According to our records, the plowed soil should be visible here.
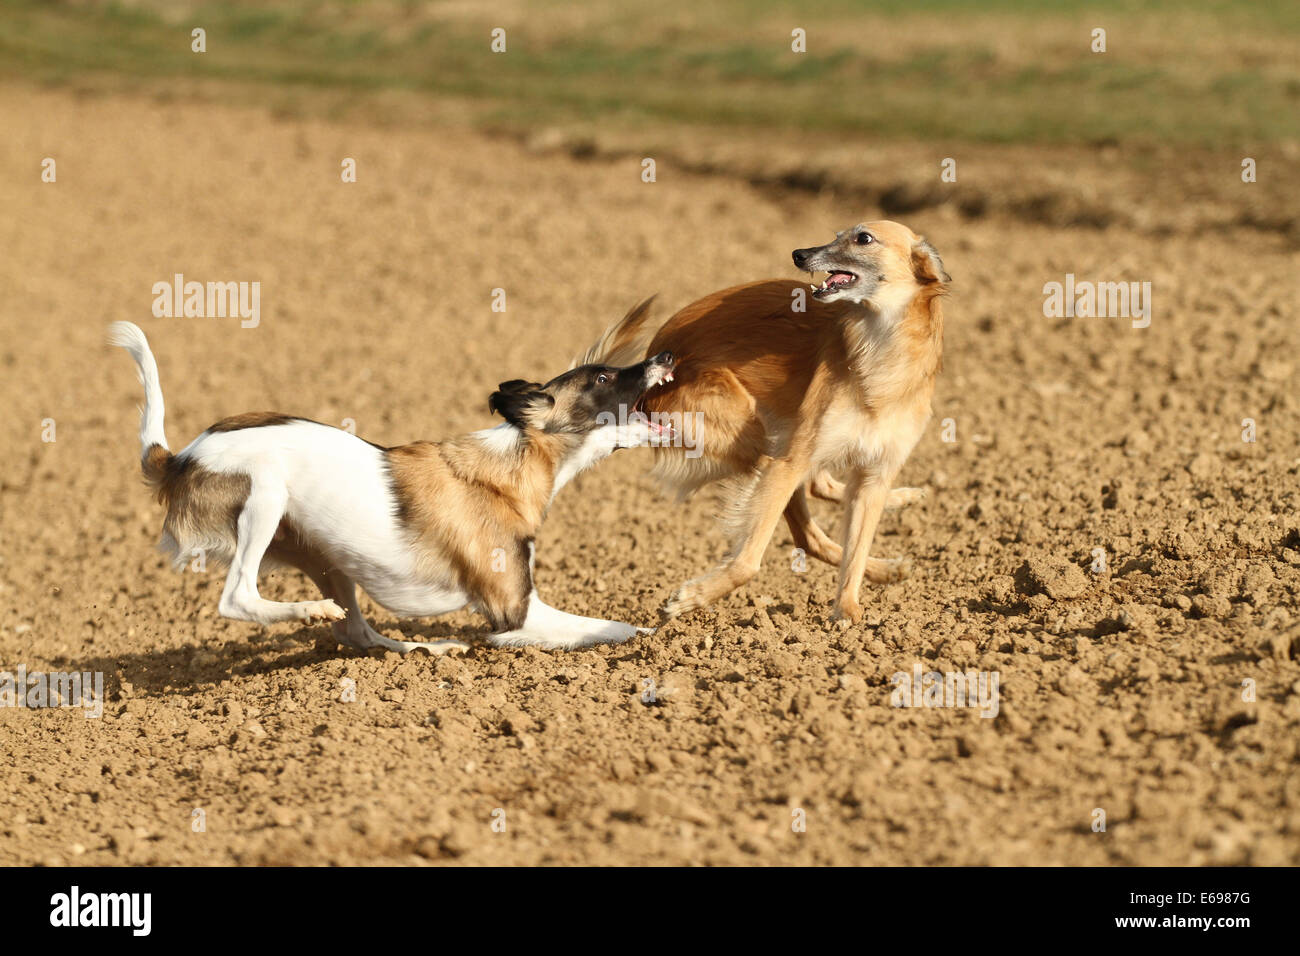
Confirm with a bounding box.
[1,85,1298,865]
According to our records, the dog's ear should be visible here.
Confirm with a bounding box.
[911,238,950,284]
[488,381,554,429]
[494,379,534,396]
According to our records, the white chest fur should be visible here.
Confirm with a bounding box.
[814,394,930,478]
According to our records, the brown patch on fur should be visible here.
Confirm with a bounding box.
[638,225,946,483]
[385,429,576,630]
[206,411,305,433]
[204,412,390,450]
[147,454,251,569]
[142,442,172,485]
[642,279,853,471]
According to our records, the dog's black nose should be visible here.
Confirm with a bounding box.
[654,350,674,367]
[792,248,814,269]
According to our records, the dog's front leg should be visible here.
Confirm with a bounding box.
[490,592,647,649]
[833,469,913,625]
[664,453,810,618]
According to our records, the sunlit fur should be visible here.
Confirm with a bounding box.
[583,219,948,624]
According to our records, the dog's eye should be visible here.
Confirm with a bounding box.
[596,373,609,385]
[854,232,874,245]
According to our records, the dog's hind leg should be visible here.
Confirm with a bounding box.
[810,470,926,510]
[325,570,469,656]
[218,483,345,626]
[784,487,842,566]
[809,470,846,503]
[664,451,810,618]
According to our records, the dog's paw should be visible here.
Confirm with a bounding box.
[832,599,865,627]
[664,570,732,619]
[865,556,914,584]
[391,638,470,656]
[885,487,928,509]
[585,622,640,646]
[661,587,702,620]
[298,599,346,623]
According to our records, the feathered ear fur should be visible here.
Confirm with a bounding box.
[911,238,951,284]
[575,294,659,368]
[488,381,554,429]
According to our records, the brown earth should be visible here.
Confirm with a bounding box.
[1,84,1298,866]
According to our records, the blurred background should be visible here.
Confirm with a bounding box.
[5,0,1299,143]
[3,0,1297,237]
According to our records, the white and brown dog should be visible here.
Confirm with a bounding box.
[109,321,675,653]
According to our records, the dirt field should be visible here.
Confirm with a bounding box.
[1,83,1298,866]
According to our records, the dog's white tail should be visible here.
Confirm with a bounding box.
[108,321,173,483]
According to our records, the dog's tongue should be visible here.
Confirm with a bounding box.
[827,272,854,287]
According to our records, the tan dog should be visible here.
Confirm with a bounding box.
[583,219,948,624]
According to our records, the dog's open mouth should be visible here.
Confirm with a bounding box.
[811,271,858,298]
[631,366,676,435]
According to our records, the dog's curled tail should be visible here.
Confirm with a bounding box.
[575,295,661,368]
[107,321,172,486]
